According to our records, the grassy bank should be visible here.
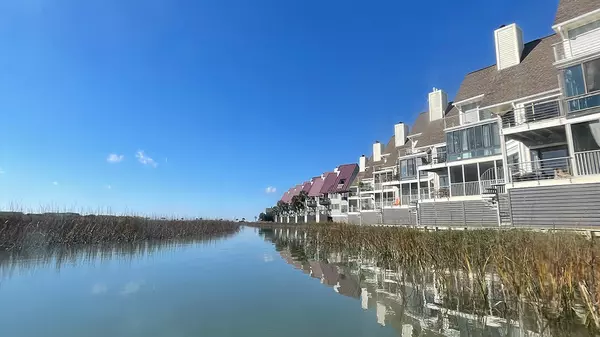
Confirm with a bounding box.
[267,223,600,334]
[0,212,241,250]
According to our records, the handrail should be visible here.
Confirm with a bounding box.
[507,157,572,183]
[575,150,600,176]
[565,91,600,114]
[500,99,562,128]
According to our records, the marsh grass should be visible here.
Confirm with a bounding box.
[0,212,241,250]
[266,223,600,334]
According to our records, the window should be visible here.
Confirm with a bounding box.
[568,20,600,39]
[564,64,586,97]
[399,158,416,179]
[572,120,600,152]
[563,59,600,113]
[445,122,501,161]
[508,153,519,165]
[439,174,449,188]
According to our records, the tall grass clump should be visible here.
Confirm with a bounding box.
[0,212,241,250]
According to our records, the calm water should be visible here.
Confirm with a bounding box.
[0,227,588,337]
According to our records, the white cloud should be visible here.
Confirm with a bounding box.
[135,151,157,168]
[265,186,277,194]
[105,185,112,190]
[91,283,108,295]
[107,153,124,163]
[120,281,144,295]
[0,168,4,174]
[52,181,59,186]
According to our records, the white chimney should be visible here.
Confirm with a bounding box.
[373,141,383,162]
[494,23,524,71]
[359,155,366,172]
[428,88,448,122]
[394,122,409,147]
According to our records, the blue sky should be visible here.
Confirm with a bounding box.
[0,0,558,219]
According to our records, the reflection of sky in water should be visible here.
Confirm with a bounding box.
[0,228,397,337]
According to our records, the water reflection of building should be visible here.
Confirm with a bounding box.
[268,230,565,337]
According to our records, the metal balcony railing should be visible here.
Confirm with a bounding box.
[553,27,600,62]
[349,206,360,213]
[359,184,373,191]
[423,152,447,165]
[575,150,600,176]
[373,183,383,191]
[501,99,562,128]
[360,203,374,211]
[319,197,331,206]
[508,157,572,182]
[565,91,600,114]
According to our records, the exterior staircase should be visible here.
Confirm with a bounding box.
[482,184,511,226]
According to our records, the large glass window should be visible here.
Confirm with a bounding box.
[586,58,600,93]
[445,122,501,161]
[399,158,416,179]
[572,120,600,152]
[564,59,600,113]
[564,65,586,98]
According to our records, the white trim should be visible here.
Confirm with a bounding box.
[453,94,485,106]
[552,8,600,31]
[507,174,600,189]
[567,112,600,125]
[444,117,497,132]
[482,89,561,112]
[420,155,503,171]
[529,141,568,150]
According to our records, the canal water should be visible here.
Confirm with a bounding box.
[0,227,588,336]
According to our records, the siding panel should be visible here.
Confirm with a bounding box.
[509,183,600,227]
[383,209,412,225]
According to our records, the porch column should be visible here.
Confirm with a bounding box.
[447,166,452,197]
[417,170,421,200]
[565,123,578,176]
[316,208,320,222]
[499,132,510,183]
[477,162,482,194]
[399,184,403,206]
[461,164,466,196]
[304,211,308,223]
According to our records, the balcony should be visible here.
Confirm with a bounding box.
[575,150,600,176]
[508,157,572,183]
[373,183,383,191]
[359,184,373,192]
[501,99,562,129]
[319,197,331,206]
[553,27,600,63]
[423,152,447,165]
[306,199,318,208]
[565,92,600,114]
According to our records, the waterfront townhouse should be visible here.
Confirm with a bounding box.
[326,164,359,223]
[278,164,359,223]
[275,0,600,227]
[496,0,600,226]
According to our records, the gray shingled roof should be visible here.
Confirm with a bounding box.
[554,0,599,25]
[414,105,458,149]
[454,35,560,107]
